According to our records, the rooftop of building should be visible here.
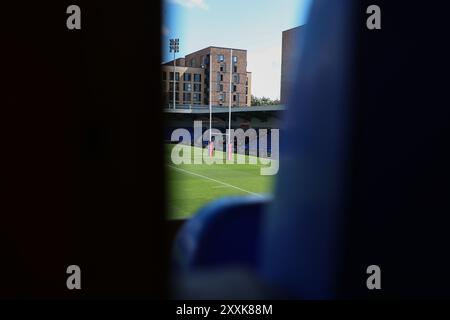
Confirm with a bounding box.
[188,46,247,53]
[162,58,186,67]
[282,25,306,34]
[162,46,248,66]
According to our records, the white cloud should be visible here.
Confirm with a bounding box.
[168,0,208,10]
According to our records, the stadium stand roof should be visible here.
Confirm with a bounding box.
[164,105,286,114]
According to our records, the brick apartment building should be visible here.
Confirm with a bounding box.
[162,46,252,107]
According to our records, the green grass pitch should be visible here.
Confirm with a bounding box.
[166,143,275,219]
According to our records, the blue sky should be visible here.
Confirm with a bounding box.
[162,0,312,100]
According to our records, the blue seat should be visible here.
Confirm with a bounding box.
[173,196,270,272]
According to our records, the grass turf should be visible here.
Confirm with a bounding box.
[166,143,275,219]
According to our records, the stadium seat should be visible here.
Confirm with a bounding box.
[172,0,450,299]
[173,196,271,272]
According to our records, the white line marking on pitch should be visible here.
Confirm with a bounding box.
[167,165,262,197]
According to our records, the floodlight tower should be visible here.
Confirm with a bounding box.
[169,38,179,109]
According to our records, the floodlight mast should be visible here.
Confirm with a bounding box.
[169,38,179,109]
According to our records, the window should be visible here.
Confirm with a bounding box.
[169,92,179,101]
[194,84,201,92]
[219,93,225,102]
[183,73,192,81]
[233,74,240,84]
[217,83,223,92]
[220,74,224,81]
[183,83,192,92]
[169,82,179,91]
[233,65,237,73]
[233,85,237,92]
[217,54,224,62]
[194,74,201,82]
[170,72,180,81]
[233,94,239,104]
[220,64,226,72]
[183,93,191,102]
[217,72,224,82]
[193,93,202,102]
[233,56,238,63]
[233,95,237,102]
[162,72,166,80]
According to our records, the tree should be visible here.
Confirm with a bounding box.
[251,95,281,106]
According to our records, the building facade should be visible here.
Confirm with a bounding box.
[280,25,305,104]
[162,46,252,107]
